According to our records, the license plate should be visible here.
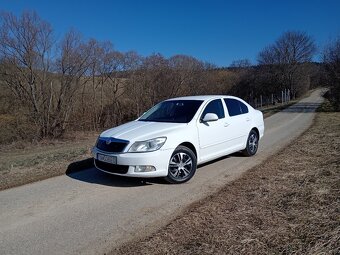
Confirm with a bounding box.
[97,153,117,164]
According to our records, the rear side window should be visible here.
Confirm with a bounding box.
[224,98,249,117]
[201,99,225,119]
[240,101,249,114]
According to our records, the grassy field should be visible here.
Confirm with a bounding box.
[112,110,340,254]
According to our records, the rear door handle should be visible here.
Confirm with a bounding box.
[224,122,230,127]
[246,118,251,122]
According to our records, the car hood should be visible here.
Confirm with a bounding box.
[100,121,187,142]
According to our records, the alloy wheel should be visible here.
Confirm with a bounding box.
[248,133,258,154]
[168,152,193,181]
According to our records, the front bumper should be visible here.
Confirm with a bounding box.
[92,147,173,177]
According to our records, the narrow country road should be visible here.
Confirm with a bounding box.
[0,89,325,255]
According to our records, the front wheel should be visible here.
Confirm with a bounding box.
[243,130,259,156]
[165,146,197,184]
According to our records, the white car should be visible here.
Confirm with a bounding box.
[92,95,264,184]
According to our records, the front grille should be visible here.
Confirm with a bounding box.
[96,137,129,153]
[95,159,129,174]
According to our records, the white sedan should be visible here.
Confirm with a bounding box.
[92,95,264,183]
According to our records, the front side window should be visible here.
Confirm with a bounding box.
[201,99,225,119]
[224,98,249,117]
[139,100,203,123]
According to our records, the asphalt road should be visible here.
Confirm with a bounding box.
[0,89,325,255]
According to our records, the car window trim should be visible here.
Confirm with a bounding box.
[199,99,225,121]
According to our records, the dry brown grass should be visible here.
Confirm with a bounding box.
[113,111,340,255]
[0,131,97,190]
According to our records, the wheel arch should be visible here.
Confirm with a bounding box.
[251,127,260,138]
[178,142,197,158]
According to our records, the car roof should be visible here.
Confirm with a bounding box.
[166,95,228,101]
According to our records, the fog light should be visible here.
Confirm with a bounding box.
[134,165,156,172]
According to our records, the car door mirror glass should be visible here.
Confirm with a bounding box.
[202,113,218,122]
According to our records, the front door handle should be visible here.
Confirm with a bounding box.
[224,122,230,127]
[246,118,251,122]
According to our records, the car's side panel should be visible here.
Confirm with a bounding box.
[225,114,250,148]
[254,110,265,138]
[222,98,252,149]
[160,122,201,160]
[195,99,231,162]
[196,118,229,162]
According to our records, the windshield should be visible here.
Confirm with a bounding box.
[139,100,203,123]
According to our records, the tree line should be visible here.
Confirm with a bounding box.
[0,11,338,143]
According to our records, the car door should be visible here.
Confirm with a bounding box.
[223,98,251,149]
[197,99,229,162]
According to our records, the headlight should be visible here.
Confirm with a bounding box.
[128,137,167,153]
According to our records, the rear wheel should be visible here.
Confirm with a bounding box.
[165,146,197,184]
[243,129,259,156]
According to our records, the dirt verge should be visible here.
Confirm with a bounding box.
[112,111,340,254]
[0,134,95,190]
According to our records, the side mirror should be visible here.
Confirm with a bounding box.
[202,113,219,122]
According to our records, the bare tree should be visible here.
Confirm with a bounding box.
[0,11,95,138]
[323,37,340,110]
[229,59,252,69]
[258,31,316,97]
[50,30,94,137]
[123,51,144,117]
[98,45,126,127]
[258,31,316,65]
[0,11,54,137]
[124,53,211,118]
[81,39,117,130]
[168,55,206,96]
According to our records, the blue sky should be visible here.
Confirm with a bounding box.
[1,0,340,66]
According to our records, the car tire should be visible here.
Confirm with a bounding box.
[243,129,259,156]
[165,146,197,184]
